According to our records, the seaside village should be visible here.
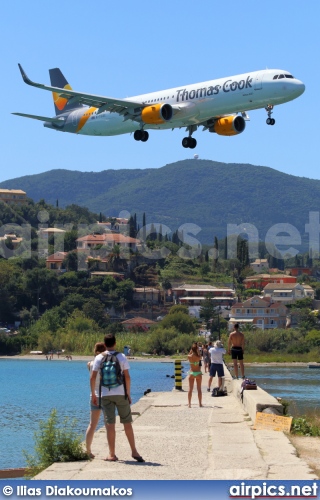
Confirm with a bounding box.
[0,187,319,347]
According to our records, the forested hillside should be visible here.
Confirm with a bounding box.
[1,159,319,246]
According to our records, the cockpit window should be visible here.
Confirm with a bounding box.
[273,75,278,80]
[278,74,285,79]
[285,74,294,78]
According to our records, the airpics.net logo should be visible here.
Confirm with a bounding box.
[229,481,318,499]
[1,210,320,267]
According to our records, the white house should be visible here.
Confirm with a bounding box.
[230,296,288,330]
[262,283,314,304]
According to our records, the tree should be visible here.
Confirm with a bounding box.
[237,238,249,269]
[305,329,320,348]
[160,311,196,334]
[82,298,108,327]
[115,279,135,301]
[224,236,228,260]
[201,262,210,277]
[63,230,78,252]
[63,251,79,272]
[168,304,188,315]
[199,296,222,338]
[212,236,218,272]
[142,213,146,242]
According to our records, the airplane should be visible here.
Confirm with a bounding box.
[13,64,305,149]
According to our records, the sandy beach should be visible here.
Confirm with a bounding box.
[0,354,311,366]
[0,354,175,363]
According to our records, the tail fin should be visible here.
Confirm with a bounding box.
[49,68,83,116]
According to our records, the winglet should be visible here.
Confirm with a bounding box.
[18,64,34,86]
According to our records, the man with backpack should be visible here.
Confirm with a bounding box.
[90,333,144,462]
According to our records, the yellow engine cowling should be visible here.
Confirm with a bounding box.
[212,115,246,136]
[141,103,173,124]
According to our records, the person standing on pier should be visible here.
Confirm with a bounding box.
[90,334,144,462]
[187,342,203,408]
[207,340,226,392]
[85,342,106,458]
[228,323,245,379]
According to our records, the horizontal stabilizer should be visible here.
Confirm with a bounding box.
[12,112,65,124]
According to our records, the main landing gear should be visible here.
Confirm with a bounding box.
[265,105,275,126]
[182,137,197,149]
[134,130,149,142]
[182,125,197,148]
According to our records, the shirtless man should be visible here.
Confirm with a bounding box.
[228,323,245,379]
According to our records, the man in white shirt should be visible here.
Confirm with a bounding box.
[207,340,226,392]
[90,333,144,462]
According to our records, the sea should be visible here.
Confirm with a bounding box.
[0,360,319,471]
[246,365,320,416]
[0,358,183,471]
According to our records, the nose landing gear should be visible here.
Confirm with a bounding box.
[265,105,276,126]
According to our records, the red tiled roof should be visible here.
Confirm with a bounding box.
[46,252,67,262]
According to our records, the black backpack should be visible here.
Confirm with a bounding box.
[211,387,227,397]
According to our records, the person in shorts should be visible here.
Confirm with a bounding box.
[207,340,226,392]
[85,342,106,458]
[90,334,144,462]
[228,323,245,379]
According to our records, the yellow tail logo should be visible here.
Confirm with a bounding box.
[52,84,72,111]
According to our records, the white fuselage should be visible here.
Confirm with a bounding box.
[71,69,304,136]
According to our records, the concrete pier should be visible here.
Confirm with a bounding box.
[34,369,316,480]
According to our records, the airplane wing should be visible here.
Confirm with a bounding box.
[17,64,143,116]
[12,112,65,124]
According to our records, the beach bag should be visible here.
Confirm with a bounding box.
[211,387,227,397]
[100,352,124,391]
[241,378,257,390]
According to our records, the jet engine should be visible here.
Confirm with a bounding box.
[211,115,246,136]
[141,103,173,124]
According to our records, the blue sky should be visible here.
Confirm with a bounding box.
[1,0,319,183]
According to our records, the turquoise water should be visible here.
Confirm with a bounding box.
[246,365,320,416]
[1,360,318,470]
[0,359,183,470]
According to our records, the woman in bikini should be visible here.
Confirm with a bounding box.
[187,342,203,408]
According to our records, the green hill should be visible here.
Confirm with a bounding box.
[1,159,319,245]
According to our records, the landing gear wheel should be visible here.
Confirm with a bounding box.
[265,105,275,126]
[182,137,190,148]
[182,137,197,148]
[134,130,143,141]
[140,131,149,142]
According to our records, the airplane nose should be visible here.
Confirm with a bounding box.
[296,80,305,96]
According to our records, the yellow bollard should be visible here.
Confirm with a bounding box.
[174,360,182,390]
